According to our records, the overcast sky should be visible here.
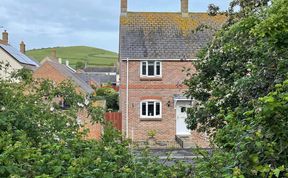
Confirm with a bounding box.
[0,0,230,52]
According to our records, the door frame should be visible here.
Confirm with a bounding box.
[174,99,192,136]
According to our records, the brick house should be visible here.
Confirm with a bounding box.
[33,53,102,139]
[0,30,39,80]
[119,0,226,147]
[77,66,119,90]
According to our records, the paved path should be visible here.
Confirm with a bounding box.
[133,148,212,165]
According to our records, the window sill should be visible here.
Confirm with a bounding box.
[140,76,162,81]
[140,117,162,121]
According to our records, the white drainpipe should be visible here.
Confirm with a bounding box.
[126,58,129,138]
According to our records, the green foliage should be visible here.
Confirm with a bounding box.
[96,87,115,96]
[75,61,85,70]
[185,0,288,133]
[0,72,191,177]
[11,68,33,84]
[209,0,271,25]
[186,0,288,177]
[194,79,288,177]
[147,130,157,138]
[95,87,119,111]
[26,46,118,67]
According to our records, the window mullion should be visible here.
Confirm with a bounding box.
[160,102,161,116]
[154,61,156,76]
[145,61,149,76]
[154,102,156,116]
[141,62,143,76]
[146,102,148,117]
[141,102,143,116]
[159,62,161,76]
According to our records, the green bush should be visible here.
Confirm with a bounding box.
[0,74,191,177]
[185,0,288,133]
[75,61,85,70]
[194,79,288,177]
[95,87,119,111]
[185,0,288,177]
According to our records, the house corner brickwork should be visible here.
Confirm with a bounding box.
[119,61,206,145]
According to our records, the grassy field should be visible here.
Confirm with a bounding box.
[26,46,118,67]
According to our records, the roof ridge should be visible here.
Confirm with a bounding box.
[47,61,94,94]
[126,12,210,14]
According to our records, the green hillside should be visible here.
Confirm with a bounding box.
[26,46,118,67]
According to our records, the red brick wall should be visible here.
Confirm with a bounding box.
[33,62,102,140]
[78,109,102,140]
[33,62,84,94]
[119,60,196,142]
[33,62,67,83]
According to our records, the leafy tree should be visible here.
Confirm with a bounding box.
[185,0,288,133]
[95,87,119,111]
[75,61,85,70]
[0,71,190,177]
[194,79,288,177]
[185,0,288,177]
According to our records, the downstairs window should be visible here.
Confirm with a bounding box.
[140,100,162,119]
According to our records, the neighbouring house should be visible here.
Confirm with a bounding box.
[33,51,94,95]
[77,66,119,89]
[0,30,39,79]
[82,66,117,75]
[33,51,102,139]
[77,72,117,88]
[119,0,227,147]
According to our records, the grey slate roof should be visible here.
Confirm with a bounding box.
[46,60,94,94]
[120,12,227,59]
[77,73,116,85]
[83,66,117,73]
[0,44,39,68]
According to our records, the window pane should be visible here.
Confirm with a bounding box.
[148,61,154,76]
[142,62,146,75]
[181,107,186,113]
[142,102,146,116]
[156,62,161,75]
[156,102,160,115]
[148,102,154,116]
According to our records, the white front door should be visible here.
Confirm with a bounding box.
[176,106,191,135]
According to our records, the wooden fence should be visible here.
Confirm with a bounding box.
[105,112,122,132]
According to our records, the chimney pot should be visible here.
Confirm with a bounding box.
[20,41,26,54]
[58,58,62,64]
[121,0,127,16]
[51,48,57,59]
[2,30,8,45]
[66,60,69,66]
[181,0,189,17]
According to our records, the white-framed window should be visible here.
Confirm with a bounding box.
[140,61,162,77]
[140,100,162,118]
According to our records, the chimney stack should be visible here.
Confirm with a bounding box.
[181,0,189,17]
[58,58,62,64]
[121,0,127,16]
[2,30,8,45]
[51,48,57,59]
[65,60,69,66]
[20,41,26,54]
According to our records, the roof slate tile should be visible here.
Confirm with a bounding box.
[120,12,227,59]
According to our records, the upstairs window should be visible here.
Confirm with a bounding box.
[141,61,161,77]
[140,100,162,118]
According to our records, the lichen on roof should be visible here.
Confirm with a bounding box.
[120,12,227,36]
[120,12,227,59]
